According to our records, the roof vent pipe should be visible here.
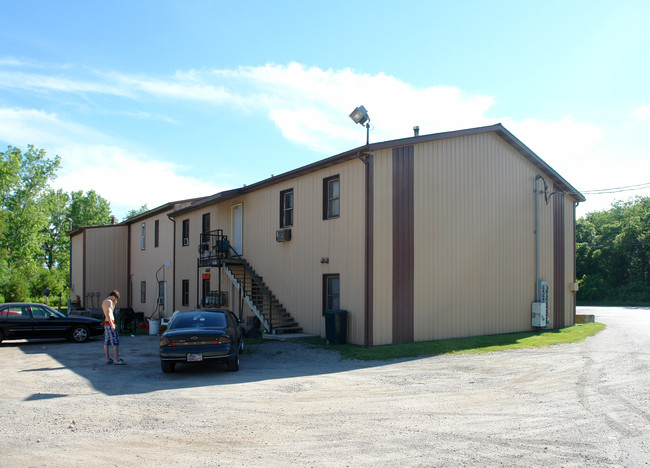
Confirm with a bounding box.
[413,126,419,137]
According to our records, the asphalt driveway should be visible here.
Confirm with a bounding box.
[1,306,648,467]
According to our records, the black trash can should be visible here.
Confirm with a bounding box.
[325,309,348,345]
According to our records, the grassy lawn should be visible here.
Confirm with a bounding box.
[299,322,606,361]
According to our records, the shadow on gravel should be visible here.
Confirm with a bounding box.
[10,335,381,397]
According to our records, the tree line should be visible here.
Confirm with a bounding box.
[0,145,147,303]
[577,196,650,303]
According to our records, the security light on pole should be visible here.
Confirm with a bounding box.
[349,105,371,145]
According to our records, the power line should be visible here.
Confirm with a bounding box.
[581,182,650,195]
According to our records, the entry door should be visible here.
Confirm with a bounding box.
[202,278,210,308]
[232,203,243,255]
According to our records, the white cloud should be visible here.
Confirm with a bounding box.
[52,144,221,217]
[0,107,222,219]
[631,106,650,120]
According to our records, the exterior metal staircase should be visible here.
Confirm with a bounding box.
[198,230,302,335]
[222,258,302,334]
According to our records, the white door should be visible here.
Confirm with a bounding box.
[232,204,243,255]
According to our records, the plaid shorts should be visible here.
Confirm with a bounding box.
[104,325,120,346]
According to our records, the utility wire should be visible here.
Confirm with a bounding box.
[581,181,650,195]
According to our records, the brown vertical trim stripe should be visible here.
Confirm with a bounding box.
[392,146,414,343]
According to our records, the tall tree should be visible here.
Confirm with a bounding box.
[68,189,112,229]
[123,204,149,221]
[577,196,650,303]
[0,145,61,300]
[41,189,71,270]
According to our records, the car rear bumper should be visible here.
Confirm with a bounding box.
[160,344,237,363]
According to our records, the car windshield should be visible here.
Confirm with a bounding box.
[171,312,227,330]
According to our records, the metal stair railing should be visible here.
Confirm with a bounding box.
[222,254,276,333]
[198,229,280,333]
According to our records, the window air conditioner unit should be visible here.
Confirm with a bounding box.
[276,229,292,242]
[183,238,189,246]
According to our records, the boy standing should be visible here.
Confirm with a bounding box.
[102,290,126,365]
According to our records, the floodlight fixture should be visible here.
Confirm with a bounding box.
[349,105,371,145]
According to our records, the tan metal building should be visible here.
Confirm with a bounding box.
[68,199,197,313]
[167,123,584,346]
[70,124,584,346]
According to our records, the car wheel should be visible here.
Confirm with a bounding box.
[227,352,240,372]
[239,339,244,353]
[161,361,176,373]
[70,326,90,343]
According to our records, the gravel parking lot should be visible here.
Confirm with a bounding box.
[1,306,649,467]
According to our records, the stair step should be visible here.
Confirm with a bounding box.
[225,256,301,336]
[273,326,303,334]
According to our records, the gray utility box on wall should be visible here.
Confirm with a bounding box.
[531,302,548,328]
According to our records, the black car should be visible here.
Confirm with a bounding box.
[159,309,244,373]
[0,303,104,344]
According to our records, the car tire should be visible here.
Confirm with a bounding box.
[239,339,244,354]
[0,329,4,344]
[70,326,90,343]
[227,352,240,372]
[161,361,176,373]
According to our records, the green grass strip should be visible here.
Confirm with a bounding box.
[300,322,606,361]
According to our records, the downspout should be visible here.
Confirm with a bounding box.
[167,213,177,312]
[535,176,541,302]
[127,223,132,308]
[359,150,373,347]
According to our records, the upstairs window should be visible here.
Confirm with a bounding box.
[182,219,190,246]
[323,175,340,219]
[202,213,210,243]
[280,189,294,228]
[154,220,159,248]
[141,223,146,250]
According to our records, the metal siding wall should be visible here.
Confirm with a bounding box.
[413,133,541,340]
[372,148,394,345]
[170,160,365,343]
[85,227,128,307]
[70,234,84,303]
[130,213,175,318]
[173,204,233,312]
[240,160,366,343]
[174,212,203,309]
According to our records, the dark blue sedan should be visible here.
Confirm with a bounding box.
[159,309,244,373]
[0,303,104,343]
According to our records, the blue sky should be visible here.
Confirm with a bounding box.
[1,0,649,219]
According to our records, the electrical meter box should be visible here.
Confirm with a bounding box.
[531,301,548,327]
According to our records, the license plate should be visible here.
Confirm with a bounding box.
[187,353,203,362]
